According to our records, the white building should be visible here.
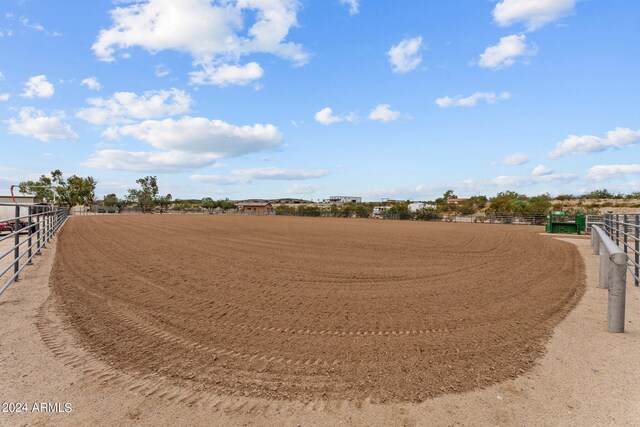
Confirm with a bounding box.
[326,196,362,204]
[408,202,436,213]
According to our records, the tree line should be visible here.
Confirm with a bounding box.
[19,170,97,209]
[18,171,638,216]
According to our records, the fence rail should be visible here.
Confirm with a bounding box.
[591,225,628,332]
[602,213,640,287]
[586,215,604,234]
[0,203,68,297]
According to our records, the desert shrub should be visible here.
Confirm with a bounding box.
[297,205,322,217]
[415,208,441,221]
[275,205,296,215]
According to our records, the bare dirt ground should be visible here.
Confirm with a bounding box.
[51,216,582,403]
[1,216,639,426]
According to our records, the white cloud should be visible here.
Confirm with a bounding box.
[493,0,576,31]
[387,36,423,73]
[478,34,535,69]
[436,92,511,108]
[105,116,282,156]
[490,172,575,187]
[154,64,170,77]
[549,128,640,159]
[340,0,359,15]
[81,77,102,91]
[532,164,553,176]
[314,107,356,125]
[21,75,55,98]
[85,150,219,172]
[368,104,401,122]
[191,167,329,185]
[6,108,78,142]
[493,152,529,166]
[92,0,308,85]
[87,112,282,173]
[0,71,4,80]
[19,17,44,32]
[412,171,576,198]
[189,62,264,87]
[0,93,9,101]
[77,88,192,125]
[586,164,640,181]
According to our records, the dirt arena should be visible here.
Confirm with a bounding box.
[50,215,583,404]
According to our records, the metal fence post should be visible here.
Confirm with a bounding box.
[27,206,33,264]
[608,260,627,333]
[599,242,609,289]
[42,206,47,249]
[623,214,628,255]
[36,206,41,254]
[636,214,639,287]
[615,214,620,245]
[13,205,20,282]
[47,208,51,241]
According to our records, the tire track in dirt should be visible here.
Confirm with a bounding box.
[49,216,584,403]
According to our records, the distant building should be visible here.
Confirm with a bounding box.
[236,202,273,213]
[326,196,362,204]
[408,202,436,212]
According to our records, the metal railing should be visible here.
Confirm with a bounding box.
[0,203,68,296]
[585,214,604,234]
[591,225,628,332]
[602,213,640,287]
[443,214,548,225]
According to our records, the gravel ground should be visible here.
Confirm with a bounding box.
[0,219,638,426]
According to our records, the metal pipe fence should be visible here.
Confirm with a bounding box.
[602,213,640,287]
[442,214,548,225]
[0,203,68,297]
[591,225,628,332]
[585,215,604,234]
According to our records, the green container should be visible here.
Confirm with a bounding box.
[546,213,585,234]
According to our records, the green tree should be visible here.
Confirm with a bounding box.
[457,200,477,215]
[625,192,640,200]
[157,193,172,213]
[387,202,411,219]
[103,193,126,213]
[527,194,552,214]
[352,203,372,218]
[488,191,528,214]
[216,199,236,210]
[443,189,457,200]
[201,197,215,211]
[19,170,96,209]
[584,189,613,199]
[415,207,442,221]
[468,195,488,210]
[127,176,159,213]
[296,205,321,216]
[18,175,54,202]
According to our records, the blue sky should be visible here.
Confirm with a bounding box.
[1,0,639,201]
